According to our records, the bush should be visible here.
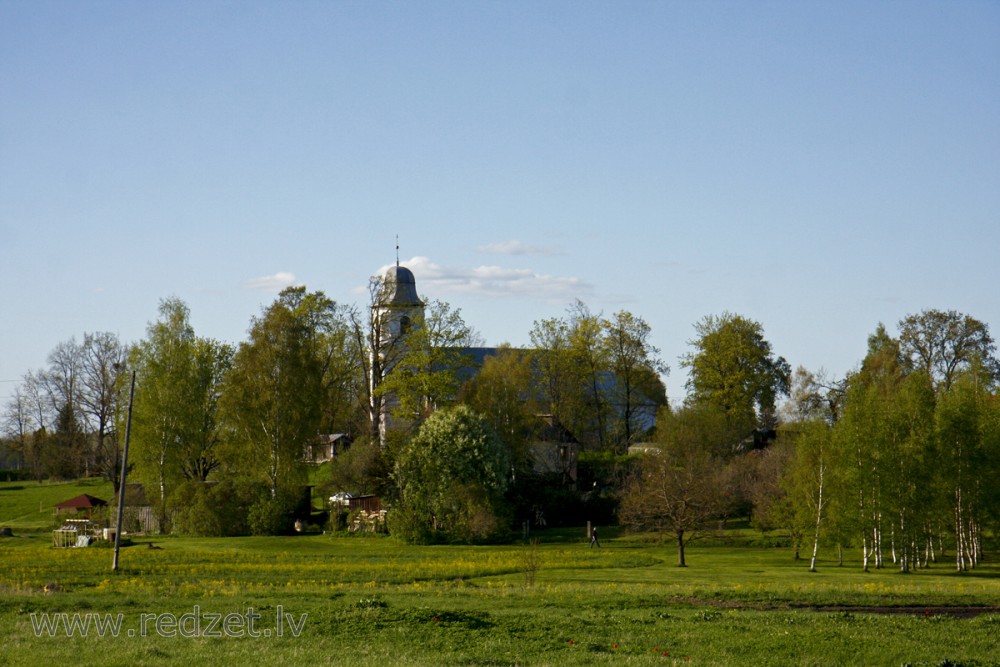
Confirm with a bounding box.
[171,479,268,537]
[248,491,299,536]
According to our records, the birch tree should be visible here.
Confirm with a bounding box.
[220,287,342,498]
[130,298,198,531]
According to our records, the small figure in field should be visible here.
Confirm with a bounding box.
[590,527,600,549]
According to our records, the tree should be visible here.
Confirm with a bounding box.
[377,299,480,427]
[41,339,87,477]
[619,404,732,566]
[566,301,611,449]
[78,332,128,490]
[781,366,845,425]
[392,405,511,543]
[529,302,618,450]
[130,298,199,531]
[682,312,790,432]
[178,337,233,482]
[220,287,341,499]
[529,316,574,427]
[461,345,537,470]
[783,420,833,570]
[898,309,999,391]
[350,271,429,446]
[619,441,728,567]
[934,367,998,570]
[602,310,668,450]
[2,384,46,481]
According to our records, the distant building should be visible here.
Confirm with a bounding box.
[54,494,107,517]
[306,433,353,464]
[370,261,663,449]
[372,262,426,444]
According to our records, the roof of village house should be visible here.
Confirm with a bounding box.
[55,494,108,509]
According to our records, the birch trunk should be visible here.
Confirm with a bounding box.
[809,460,825,572]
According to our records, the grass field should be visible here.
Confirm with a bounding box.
[2,481,999,666]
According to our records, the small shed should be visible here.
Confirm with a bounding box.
[54,494,108,517]
[348,495,382,514]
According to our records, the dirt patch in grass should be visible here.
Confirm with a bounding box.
[670,597,999,618]
[809,605,999,618]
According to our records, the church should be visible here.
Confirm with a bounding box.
[361,259,660,482]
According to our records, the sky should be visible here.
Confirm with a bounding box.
[2,1,998,408]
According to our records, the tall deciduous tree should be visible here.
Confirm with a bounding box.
[130,298,198,530]
[79,332,128,490]
[41,339,87,477]
[899,309,999,391]
[220,287,341,498]
[566,301,611,450]
[682,312,790,433]
[2,382,47,481]
[529,302,621,451]
[934,368,998,570]
[602,310,668,450]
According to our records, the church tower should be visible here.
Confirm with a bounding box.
[373,262,424,349]
[371,261,424,444]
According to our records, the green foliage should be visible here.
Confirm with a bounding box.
[602,310,669,448]
[377,299,478,426]
[170,479,267,537]
[461,345,537,469]
[248,490,300,536]
[393,405,511,543]
[682,312,791,429]
[129,298,232,531]
[621,404,734,565]
[220,287,344,498]
[318,437,388,499]
[899,308,999,390]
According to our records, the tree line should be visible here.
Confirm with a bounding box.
[3,278,997,562]
[620,310,1000,570]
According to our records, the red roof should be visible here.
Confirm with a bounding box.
[55,494,108,509]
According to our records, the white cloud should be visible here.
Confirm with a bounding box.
[478,240,562,256]
[376,256,592,303]
[241,272,298,293]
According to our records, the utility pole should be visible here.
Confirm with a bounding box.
[112,370,135,572]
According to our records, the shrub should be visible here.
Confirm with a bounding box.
[170,479,268,536]
[248,491,299,536]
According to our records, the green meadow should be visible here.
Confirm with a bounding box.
[1,481,999,666]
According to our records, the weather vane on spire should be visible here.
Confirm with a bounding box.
[395,235,400,267]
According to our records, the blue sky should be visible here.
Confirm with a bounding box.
[2,1,998,406]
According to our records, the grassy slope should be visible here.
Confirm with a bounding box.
[0,478,115,531]
[1,531,998,666]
